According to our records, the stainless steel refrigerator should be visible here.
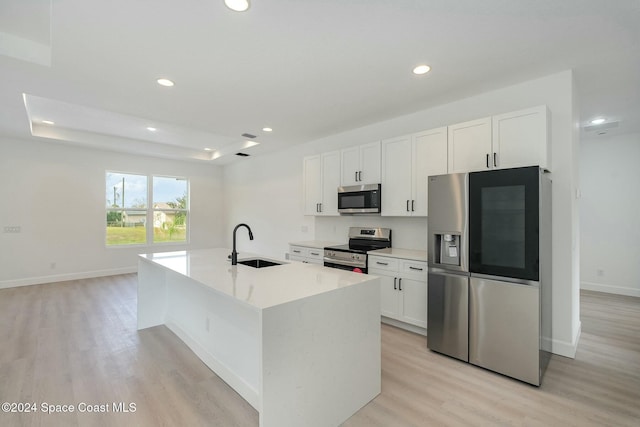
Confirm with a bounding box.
[427,166,552,386]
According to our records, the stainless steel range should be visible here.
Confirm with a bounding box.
[324,227,392,273]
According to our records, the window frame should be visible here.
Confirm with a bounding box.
[105,171,190,248]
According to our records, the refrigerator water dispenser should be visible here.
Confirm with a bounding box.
[436,233,461,266]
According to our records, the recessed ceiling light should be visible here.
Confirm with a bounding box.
[262,127,273,132]
[204,147,213,151]
[146,127,157,131]
[157,78,174,87]
[412,64,431,75]
[225,0,250,12]
[591,118,606,125]
[42,120,55,125]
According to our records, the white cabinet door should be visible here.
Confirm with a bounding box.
[340,146,360,186]
[341,141,381,185]
[412,127,447,216]
[303,155,321,215]
[398,277,427,328]
[319,151,341,216]
[303,152,340,216]
[359,141,381,184]
[375,273,399,320]
[492,105,549,170]
[448,117,492,173]
[381,135,412,216]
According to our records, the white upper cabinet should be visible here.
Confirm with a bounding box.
[448,105,550,173]
[303,150,341,216]
[412,127,448,216]
[447,117,492,173]
[303,155,321,215]
[381,134,413,216]
[382,127,447,216]
[492,105,550,170]
[340,141,381,186]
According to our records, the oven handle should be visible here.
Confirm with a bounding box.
[323,257,366,268]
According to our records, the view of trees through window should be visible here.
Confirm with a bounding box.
[105,172,189,246]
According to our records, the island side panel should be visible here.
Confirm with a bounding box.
[259,277,381,427]
[138,258,168,330]
[163,270,261,409]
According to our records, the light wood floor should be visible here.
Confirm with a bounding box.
[0,275,638,426]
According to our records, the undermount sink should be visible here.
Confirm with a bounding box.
[237,258,282,268]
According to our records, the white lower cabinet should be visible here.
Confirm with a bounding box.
[369,255,427,330]
[289,245,324,265]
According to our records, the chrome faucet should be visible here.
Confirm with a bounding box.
[231,223,254,265]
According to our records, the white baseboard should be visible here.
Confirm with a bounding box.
[551,321,581,359]
[381,316,427,336]
[0,266,137,289]
[581,281,640,298]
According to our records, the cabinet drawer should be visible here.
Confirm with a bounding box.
[400,260,428,280]
[307,248,324,260]
[289,246,309,257]
[368,256,399,272]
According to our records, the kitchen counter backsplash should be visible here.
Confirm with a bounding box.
[289,240,345,249]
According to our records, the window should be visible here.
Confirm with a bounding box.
[105,172,189,246]
[152,176,188,243]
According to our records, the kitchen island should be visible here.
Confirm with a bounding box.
[138,248,381,427]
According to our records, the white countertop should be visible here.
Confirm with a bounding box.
[368,248,428,262]
[289,240,345,249]
[139,248,375,310]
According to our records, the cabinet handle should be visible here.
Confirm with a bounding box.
[319,203,322,212]
[493,152,497,167]
[398,278,402,291]
[486,153,490,168]
[293,250,301,254]
[376,261,388,266]
[355,171,358,182]
[393,277,397,290]
[409,266,423,271]
[310,252,319,256]
[406,200,410,211]
[411,200,415,211]
[358,171,362,181]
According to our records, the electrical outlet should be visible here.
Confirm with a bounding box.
[4,226,21,233]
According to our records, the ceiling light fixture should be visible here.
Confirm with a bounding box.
[42,120,55,125]
[157,78,175,87]
[225,0,250,12]
[262,127,273,132]
[591,118,606,125]
[204,147,213,151]
[146,127,157,131]
[412,64,431,75]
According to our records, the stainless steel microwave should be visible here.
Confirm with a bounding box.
[338,184,381,214]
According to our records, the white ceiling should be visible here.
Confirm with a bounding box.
[1,0,639,164]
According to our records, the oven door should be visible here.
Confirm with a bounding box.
[323,260,367,274]
[468,166,540,281]
[337,184,381,214]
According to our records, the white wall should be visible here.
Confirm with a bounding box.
[223,70,581,358]
[580,132,640,297]
[0,137,225,287]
